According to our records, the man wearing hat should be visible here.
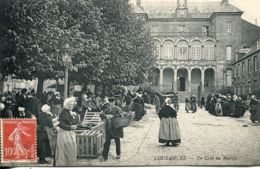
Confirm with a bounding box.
[100,97,124,161]
[15,107,33,118]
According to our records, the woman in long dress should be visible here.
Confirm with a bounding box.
[249,95,260,123]
[185,97,190,113]
[158,98,181,146]
[215,98,223,116]
[54,97,79,166]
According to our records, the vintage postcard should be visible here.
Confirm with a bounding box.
[0,0,260,167]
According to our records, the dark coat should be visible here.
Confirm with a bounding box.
[27,97,41,120]
[37,112,53,141]
[250,99,260,121]
[101,105,124,138]
[16,94,27,108]
[133,97,144,119]
[226,101,234,116]
[158,105,177,119]
[59,109,79,131]
[201,97,205,106]
[37,111,54,159]
[14,110,32,118]
[0,108,13,118]
[190,96,197,112]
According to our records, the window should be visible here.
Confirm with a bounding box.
[226,70,232,87]
[177,41,188,60]
[226,21,232,32]
[248,59,251,75]
[203,25,210,36]
[153,40,161,59]
[178,25,185,36]
[233,66,236,78]
[242,62,245,76]
[254,80,258,92]
[226,46,232,60]
[163,40,174,60]
[191,41,201,60]
[204,41,215,60]
[254,55,258,72]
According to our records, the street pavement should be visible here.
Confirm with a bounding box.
[34,103,260,167]
[77,103,260,166]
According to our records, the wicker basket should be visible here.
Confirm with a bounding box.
[111,114,132,128]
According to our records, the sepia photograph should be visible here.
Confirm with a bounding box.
[0,0,260,167]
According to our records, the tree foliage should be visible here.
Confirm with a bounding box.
[0,0,156,92]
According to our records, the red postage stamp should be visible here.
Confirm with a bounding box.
[1,119,37,163]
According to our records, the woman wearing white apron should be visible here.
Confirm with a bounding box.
[54,97,79,166]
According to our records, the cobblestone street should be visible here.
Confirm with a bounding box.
[77,103,260,166]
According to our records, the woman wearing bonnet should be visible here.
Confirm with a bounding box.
[158,98,181,146]
[37,104,55,164]
[54,97,79,166]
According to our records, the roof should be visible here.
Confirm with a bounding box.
[214,2,243,13]
[131,0,243,19]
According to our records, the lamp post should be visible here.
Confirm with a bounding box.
[62,43,71,100]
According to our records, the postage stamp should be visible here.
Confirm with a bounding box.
[1,119,37,163]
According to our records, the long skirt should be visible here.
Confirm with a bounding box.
[190,103,197,112]
[159,117,181,144]
[55,129,77,166]
[185,102,190,112]
[37,127,51,160]
[45,127,57,156]
[134,103,144,119]
[215,103,223,116]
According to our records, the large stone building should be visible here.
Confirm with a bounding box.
[232,39,260,96]
[132,0,260,100]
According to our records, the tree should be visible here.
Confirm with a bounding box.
[93,0,156,88]
[0,0,107,94]
[0,0,155,94]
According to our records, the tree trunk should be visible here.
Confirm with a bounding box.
[37,78,44,97]
[0,74,4,92]
[0,80,4,93]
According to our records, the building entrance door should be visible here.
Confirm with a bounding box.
[180,77,185,91]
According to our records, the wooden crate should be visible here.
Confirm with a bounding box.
[76,130,104,158]
[82,112,102,126]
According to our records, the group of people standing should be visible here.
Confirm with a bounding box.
[206,93,248,117]
[205,93,260,123]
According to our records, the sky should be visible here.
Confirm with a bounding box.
[130,0,260,25]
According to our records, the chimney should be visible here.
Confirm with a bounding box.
[255,18,258,26]
[136,0,141,7]
[221,0,229,4]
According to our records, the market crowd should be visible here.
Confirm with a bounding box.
[0,88,154,165]
[205,93,260,123]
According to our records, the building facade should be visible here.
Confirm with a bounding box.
[132,0,260,100]
[232,39,260,96]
